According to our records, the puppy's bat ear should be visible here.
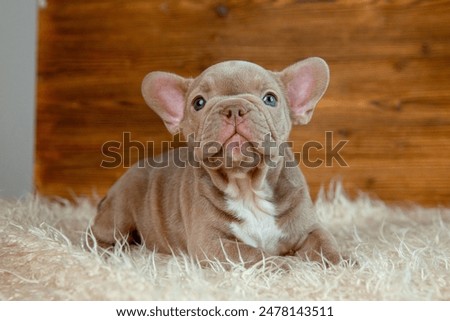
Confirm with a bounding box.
[141,72,191,135]
[280,57,329,125]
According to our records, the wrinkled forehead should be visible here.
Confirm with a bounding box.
[189,61,280,96]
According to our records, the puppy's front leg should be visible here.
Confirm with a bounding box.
[190,238,270,269]
[295,227,342,265]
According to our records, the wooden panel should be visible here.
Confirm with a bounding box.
[36,0,450,206]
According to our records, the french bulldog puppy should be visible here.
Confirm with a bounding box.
[91,58,343,267]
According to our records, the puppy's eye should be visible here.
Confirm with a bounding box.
[262,93,278,107]
[192,96,206,111]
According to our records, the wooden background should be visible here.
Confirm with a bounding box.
[36,0,450,206]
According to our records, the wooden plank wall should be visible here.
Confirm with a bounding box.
[36,0,450,206]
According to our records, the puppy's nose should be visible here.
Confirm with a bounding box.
[220,105,248,123]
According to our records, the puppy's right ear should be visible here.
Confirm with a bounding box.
[141,72,191,135]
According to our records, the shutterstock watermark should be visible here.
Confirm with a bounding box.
[100,131,349,169]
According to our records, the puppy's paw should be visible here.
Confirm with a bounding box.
[295,227,344,267]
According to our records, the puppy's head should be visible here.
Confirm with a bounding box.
[142,58,329,166]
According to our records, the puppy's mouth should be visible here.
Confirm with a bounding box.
[206,131,253,155]
[196,130,260,163]
[223,132,250,147]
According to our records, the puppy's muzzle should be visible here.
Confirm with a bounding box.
[217,98,251,126]
[220,105,249,124]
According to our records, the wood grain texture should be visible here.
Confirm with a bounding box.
[36,0,450,205]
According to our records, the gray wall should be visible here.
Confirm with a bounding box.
[0,1,37,198]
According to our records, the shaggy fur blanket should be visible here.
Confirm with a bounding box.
[1,184,449,300]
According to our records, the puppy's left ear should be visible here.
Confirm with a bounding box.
[280,57,329,125]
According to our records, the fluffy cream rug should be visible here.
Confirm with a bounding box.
[1,183,449,300]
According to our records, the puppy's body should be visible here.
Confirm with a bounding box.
[92,59,342,266]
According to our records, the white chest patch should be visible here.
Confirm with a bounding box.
[225,177,284,255]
